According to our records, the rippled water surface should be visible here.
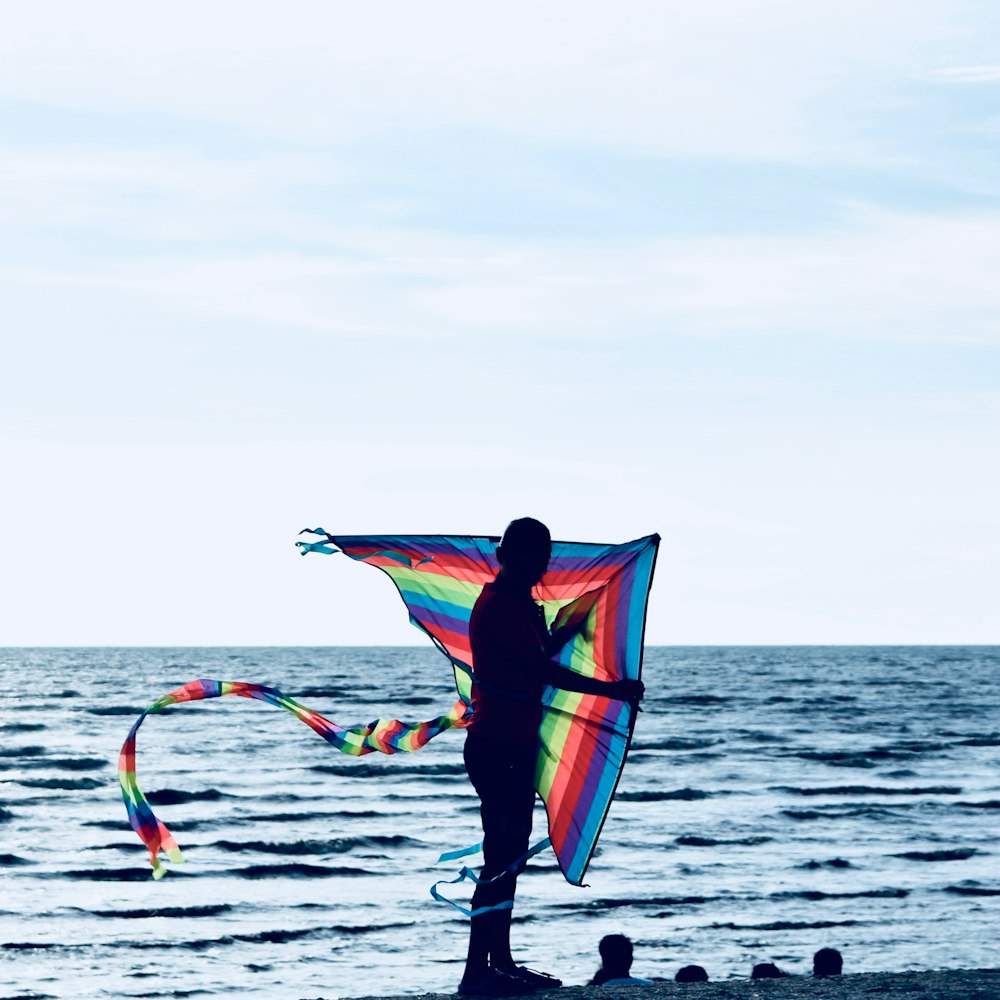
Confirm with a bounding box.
[1,646,998,998]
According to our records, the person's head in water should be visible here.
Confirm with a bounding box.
[496,518,551,591]
[813,948,843,977]
[597,934,633,980]
[751,962,787,980]
[675,965,708,983]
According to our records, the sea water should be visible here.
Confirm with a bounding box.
[0,646,997,998]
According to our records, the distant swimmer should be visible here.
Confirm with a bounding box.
[675,965,709,983]
[751,962,788,979]
[589,934,653,986]
[813,947,843,977]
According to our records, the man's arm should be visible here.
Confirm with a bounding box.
[543,663,645,705]
[479,594,644,705]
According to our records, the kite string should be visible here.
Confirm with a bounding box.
[429,837,553,917]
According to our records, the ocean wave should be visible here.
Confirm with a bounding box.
[735,729,791,743]
[303,762,384,777]
[711,919,858,931]
[617,788,712,802]
[391,761,468,775]
[892,848,978,861]
[774,888,909,900]
[659,694,732,705]
[777,784,962,796]
[0,722,45,733]
[82,819,133,830]
[88,905,234,918]
[124,990,208,998]
[116,921,414,952]
[954,734,1000,746]
[87,705,147,716]
[791,749,907,768]
[0,853,32,866]
[800,858,853,869]
[781,805,909,820]
[293,687,352,699]
[230,863,374,878]
[16,776,103,790]
[51,755,110,771]
[232,809,382,825]
[0,744,46,758]
[0,807,15,822]
[146,789,226,805]
[674,835,772,847]
[309,761,466,777]
[4,755,109,772]
[887,739,950,753]
[944,882,1000,896]
[228,922,411,944]
[631,737,723,751]
[957,800,1000,809]
[210,835,419,855]
[562,895,715,911]
[65,867,163,881]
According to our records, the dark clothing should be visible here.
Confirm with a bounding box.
[467,580,558,747]
[463,733,536,911]
[465,578,555,913]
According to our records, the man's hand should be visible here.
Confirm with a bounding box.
[548,622,584,653]
[610,678,645,704]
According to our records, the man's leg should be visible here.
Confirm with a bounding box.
[462,736,535,983]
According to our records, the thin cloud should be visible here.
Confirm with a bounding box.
[930,66,1000,83]
[8,205,998,345]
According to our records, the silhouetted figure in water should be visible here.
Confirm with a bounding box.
[458,518,645,996]
[589,934,653,986]
[751,962,788,979]
[813,947,843,977]
[675,964,709,983]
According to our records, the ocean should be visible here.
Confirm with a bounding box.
[1,646,997,998]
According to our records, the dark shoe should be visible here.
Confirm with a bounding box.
[510,967,562,990]
[458,969,536,996]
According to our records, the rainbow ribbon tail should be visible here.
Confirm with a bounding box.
[119,678,472,878]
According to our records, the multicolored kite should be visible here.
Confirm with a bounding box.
[119,530,658,885]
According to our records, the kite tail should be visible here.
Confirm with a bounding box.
[119,678,472,878]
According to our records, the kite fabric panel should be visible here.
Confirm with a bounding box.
[119,530,658,885]
[295,530,660,885]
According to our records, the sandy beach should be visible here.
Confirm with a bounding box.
[340,969,1000,1000]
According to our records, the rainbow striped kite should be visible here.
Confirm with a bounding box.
[119,530,658,885]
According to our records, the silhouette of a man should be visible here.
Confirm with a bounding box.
[459,518,644,995]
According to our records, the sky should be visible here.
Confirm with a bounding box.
[1,1,998,645]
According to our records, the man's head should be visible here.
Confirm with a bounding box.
[598,934,633,976]
[496,517,551,588]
